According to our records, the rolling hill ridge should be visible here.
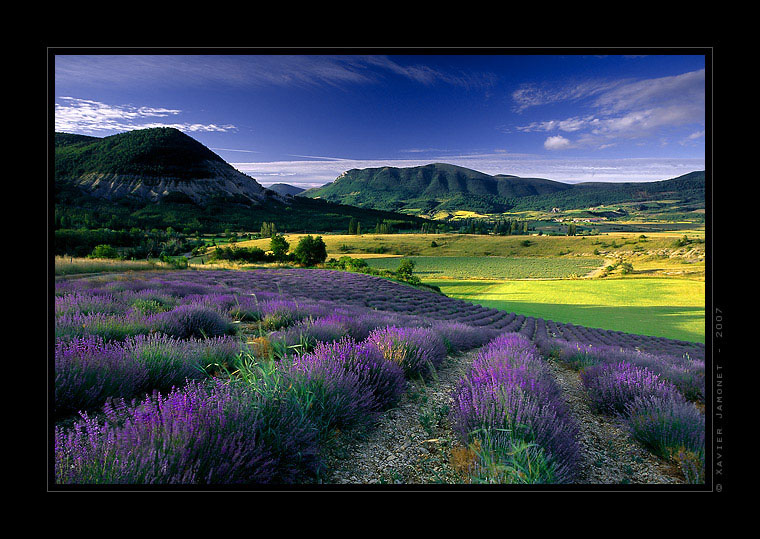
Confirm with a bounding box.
[301,163,705,215]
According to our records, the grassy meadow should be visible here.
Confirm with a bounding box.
[426,278,705,343]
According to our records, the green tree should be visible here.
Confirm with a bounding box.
[90,244,119,259]
[348,217,357,235]
[396,258,416,280]
[293,235,327,266]
[269,234,289,261]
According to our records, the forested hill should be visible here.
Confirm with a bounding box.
[53,128,428,234]
[301,163,705,214]
[267,183,306,196]
[300,163,571,213]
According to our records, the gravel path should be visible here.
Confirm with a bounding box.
[546,358,685,484]
[316,348,686,486]
[318,349,480,485]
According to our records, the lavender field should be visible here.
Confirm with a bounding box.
[52,268,706,486]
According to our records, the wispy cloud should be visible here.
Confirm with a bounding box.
[513,68,705,150]
[511,78,626,113]
[55,55,496,92]
[55,97,237,134]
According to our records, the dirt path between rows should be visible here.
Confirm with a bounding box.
[546,359,685,485]
[318,349,479,485]
[317,348,686,486]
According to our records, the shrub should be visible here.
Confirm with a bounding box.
[89,244,120,259]
[155,305,233,339]
[54,336,148,418]
[449,334,580,484]
[431,321,497,353]
[367,326,447,378]
[283,348,380,438]
[625,394,705,483]
[55,312,152,341]
[308,338,407,411]
[292,235,328,266]
[269,234,290,261]
[580,362,679,415]
[123,334,207,391]
[54,378,320,484]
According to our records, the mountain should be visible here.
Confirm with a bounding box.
[301,163,571,213]
[54,128,427,234]
[267,183,306,197]
[301,163,705,215]
[55,127,272,205]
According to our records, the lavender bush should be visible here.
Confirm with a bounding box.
[283,347,380,438]
[54,336,149,418]
[580,361,680,415]
[625,394,705,483]
[450,334,580,484]
[367,326,447,378]
[307,338,407,412]
[55,378,320,484]
[154,304,234,339]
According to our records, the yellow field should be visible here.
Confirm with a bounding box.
[226,231,705,261]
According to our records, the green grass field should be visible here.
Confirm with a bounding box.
[426,277,705,344]
[367,256,604,280]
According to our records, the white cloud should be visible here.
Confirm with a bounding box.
[544,135,572,150]
[512,68,705,150]
[55,97,236,134]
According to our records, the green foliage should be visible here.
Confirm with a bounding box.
[292,235,328,267]
[89,244,120,259]
[209,246,269,263]
[396,259,416,281]
[269,234,290,261]
[260,221,277,238]
[55,128,227,181]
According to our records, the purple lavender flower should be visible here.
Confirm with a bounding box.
[580,361,679,415]
[54,336,149,417]
[625,394,705,483]
[55,379,320,484]
[307,338,407,411]
[367,326,447,378]
[153,304,233,339]
[449,333,580,483]
[283,345,380,437]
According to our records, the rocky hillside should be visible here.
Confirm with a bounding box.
[55,127,276,205]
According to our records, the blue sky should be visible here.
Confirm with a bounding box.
[54,53,706,187]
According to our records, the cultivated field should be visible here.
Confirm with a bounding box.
[367,256,604,280]
[195,230,705,343]
[427,278,705,343]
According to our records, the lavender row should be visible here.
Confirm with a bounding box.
[538,339,705,403]
[56,269,705,358]
[449,333,581,484]
[55,328,454,485]
[55,333,244,417]
[577,360,705,483]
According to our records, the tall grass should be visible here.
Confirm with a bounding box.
[55,256,175,276]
